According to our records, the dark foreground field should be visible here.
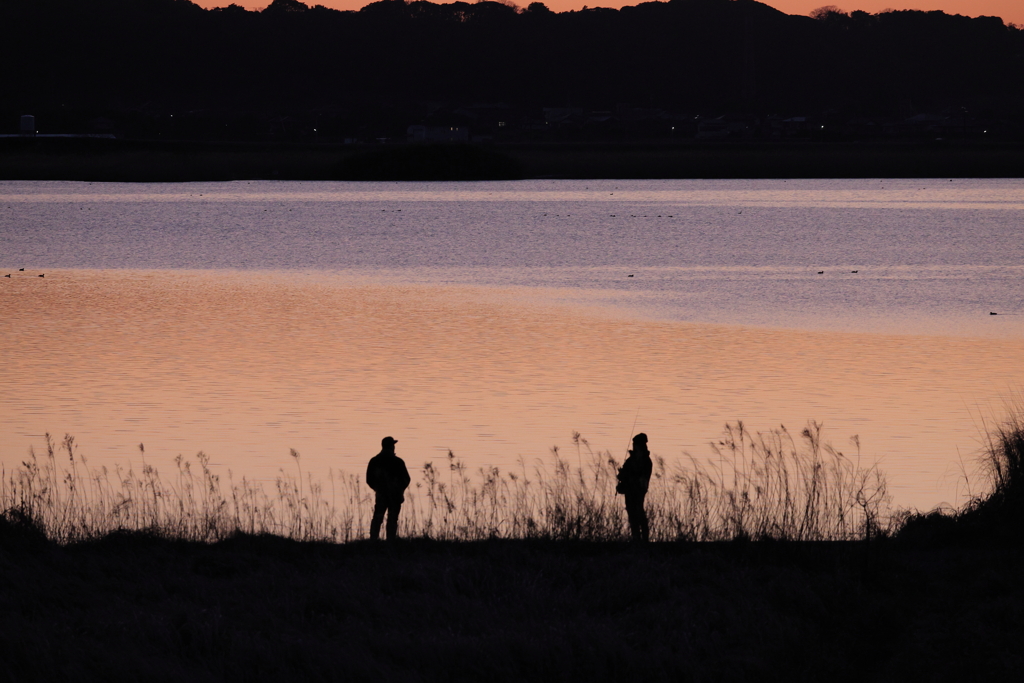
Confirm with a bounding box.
[1,526,1022,683]
[4,138,1024,181]
[4,416,1024,681]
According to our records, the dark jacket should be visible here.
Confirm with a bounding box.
[617,448,652,496]
[366,451,411,501]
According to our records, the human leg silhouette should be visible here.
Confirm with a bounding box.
[370,496,388,540]
[385,500,402,540]
[625,494,648,542]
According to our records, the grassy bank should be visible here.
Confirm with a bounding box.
[3,138,1024,181]
[2,414,1022,681]
[900,402,1024,544]
[1,423,889,544]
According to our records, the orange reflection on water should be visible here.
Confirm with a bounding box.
[2,268,1022,512]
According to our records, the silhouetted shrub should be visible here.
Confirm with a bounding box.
[897,400,1024,543]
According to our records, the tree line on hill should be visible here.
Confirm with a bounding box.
[1,0,1022,141]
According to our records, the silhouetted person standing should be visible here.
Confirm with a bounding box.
[366,436,411,541]
[617,433,652,542]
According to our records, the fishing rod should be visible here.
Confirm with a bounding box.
[627,407,640,453]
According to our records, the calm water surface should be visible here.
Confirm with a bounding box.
[2,179,1023,511]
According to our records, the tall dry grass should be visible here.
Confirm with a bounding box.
[0,435,366,544]
[958,401,1024,527]
[982,406,1024,505]
[895,401,1024,542]
[1,422,891,544]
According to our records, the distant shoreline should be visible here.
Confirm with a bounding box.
[3,138,1024,182]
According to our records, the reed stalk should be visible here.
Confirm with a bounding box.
[2,422,893,544]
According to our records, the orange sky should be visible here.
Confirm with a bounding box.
[199,1,1023,26]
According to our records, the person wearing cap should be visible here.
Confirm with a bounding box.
[616,433,653,542]
[366,436,412,541]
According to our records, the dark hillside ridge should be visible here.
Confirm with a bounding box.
[1,0,1023,146]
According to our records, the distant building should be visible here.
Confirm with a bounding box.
[1,114,115,139]
[407,125,469,143]
[771,116,815,138]
[543,108,583,126]
[697,114,758,139]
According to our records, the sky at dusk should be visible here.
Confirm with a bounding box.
[201,1,1023,26]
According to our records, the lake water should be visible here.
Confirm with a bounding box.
[2,178,1023,511]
